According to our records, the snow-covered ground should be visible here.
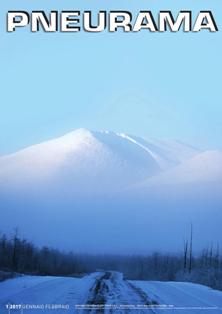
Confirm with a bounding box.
[0,273,100,313]
[0,272,222,313]
[132,280,222,313]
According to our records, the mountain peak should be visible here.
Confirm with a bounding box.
[0,128,204,195]
[58,128,94,139]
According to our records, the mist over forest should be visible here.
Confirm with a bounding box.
[1,230,222,292]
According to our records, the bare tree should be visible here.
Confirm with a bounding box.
[189,223,193,274]
[12,228,19,271]
[183,239,188,273]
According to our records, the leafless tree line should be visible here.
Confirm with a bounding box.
[0,229,222,290]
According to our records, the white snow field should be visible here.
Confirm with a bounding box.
[0,272,222,313]
[132,280,222,313]
[0,273,101,314]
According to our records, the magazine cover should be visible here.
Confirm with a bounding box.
[0,0,222,313]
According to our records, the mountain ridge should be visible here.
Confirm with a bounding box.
[0,128,202,193]
[0,129,221,253]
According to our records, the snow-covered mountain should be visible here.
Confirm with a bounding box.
[0,129,221,253]
[0,128,200,194]
[135,150,222,189]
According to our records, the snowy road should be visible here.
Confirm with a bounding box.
[85,271,152,313]
[0,272,222,313]
[0,273,100,314]
[132,280,222,314]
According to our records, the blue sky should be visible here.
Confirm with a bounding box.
[0,0,222,154]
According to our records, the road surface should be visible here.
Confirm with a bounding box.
[0,271,222,313]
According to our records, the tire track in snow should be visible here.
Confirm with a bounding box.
[85,271,156,313]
